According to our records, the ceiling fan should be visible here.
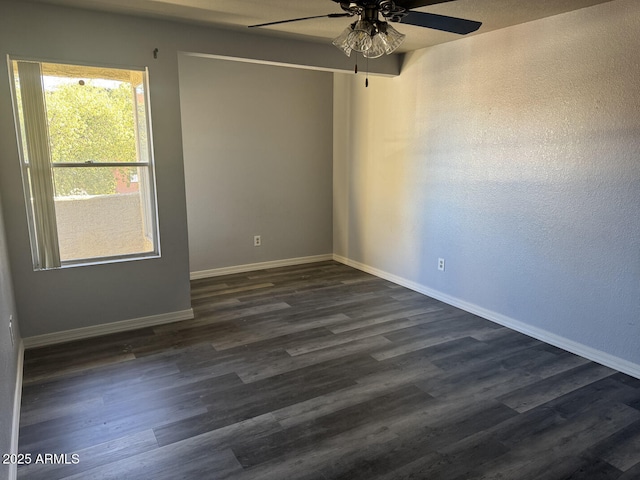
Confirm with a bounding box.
[249,1,482,58]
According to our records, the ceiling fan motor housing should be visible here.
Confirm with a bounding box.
[336,1,408,22]
[379,1,407,21]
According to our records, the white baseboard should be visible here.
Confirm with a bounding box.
[23,308,194,349]
[333,254,640,380]
[9,339,24,480]
[190,254,334,280]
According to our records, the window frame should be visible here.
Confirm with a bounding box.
[8,56,162,270]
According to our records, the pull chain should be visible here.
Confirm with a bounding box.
[354,55,369,88]
[365,56,369,88]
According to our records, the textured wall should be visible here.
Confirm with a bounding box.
[179,55,334,272]
[334,0,640,367]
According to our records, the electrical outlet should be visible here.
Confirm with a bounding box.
[9,315,14,347]
[254,235,261,247]
[438,258,445,271]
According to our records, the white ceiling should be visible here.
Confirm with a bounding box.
[23,0,615,52]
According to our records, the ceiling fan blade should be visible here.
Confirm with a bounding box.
[395,0,456,9]
[401,11,481,34]
[249,13,351,28]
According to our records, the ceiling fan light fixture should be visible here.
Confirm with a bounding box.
[347,19,374,53]
[332,17,405,58]
[332,24,355,56]
[362,32,386,58]
[378,22,405,54]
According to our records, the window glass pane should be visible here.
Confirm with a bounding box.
[10,59,158,269]
[53,166,154,261]
[134,83,150,163]
[41,63,145,164]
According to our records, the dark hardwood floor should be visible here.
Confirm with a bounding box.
[17,261,640,479]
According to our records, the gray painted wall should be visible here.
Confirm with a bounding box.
[0,1,192,337]
[334,0,640,368]
[0,0,393,338]
[179,55,333,272]
[0,192,20,479]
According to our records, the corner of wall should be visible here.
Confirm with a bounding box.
[332,254,640,380]
[22,309,194,349]
[9,339,24,480]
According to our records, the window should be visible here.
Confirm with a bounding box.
[9,59,160,270]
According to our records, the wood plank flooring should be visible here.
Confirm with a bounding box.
[17,261,640,479]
